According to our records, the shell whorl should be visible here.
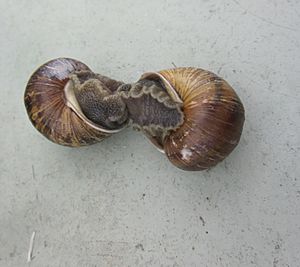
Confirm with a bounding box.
[24,58,120,147]
[142,68,245,170]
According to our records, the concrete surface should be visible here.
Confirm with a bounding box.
[0,0,299,266]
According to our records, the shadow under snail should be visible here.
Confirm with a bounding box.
[24,58,245,171]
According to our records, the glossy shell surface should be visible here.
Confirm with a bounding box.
[142,68,245,170]
[24,58,110,146]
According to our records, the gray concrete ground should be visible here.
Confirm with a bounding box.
[0,0,299,266]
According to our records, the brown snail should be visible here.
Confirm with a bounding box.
[24,58,129,146]
[24,59,244,170]
[118,67,245,171]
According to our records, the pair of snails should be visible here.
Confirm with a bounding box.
[24,58,245,171]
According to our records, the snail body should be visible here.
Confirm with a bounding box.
[24,58,128,147]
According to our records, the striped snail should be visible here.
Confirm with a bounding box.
[24,59,244,170]
[24,58,128,146]
[123,68,245,170]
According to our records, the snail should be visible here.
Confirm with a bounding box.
[24,59,244,170]
[118,67,245,171]
[24,58,129,146]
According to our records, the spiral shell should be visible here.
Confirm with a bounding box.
[141,68,245,170]
[24,58,124,147]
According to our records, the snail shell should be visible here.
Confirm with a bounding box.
[140,68,245,170]
[24,58,126,147]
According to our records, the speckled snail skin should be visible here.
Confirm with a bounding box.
[24,58,245,171]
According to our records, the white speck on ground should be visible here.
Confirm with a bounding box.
[27,231,36,263]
